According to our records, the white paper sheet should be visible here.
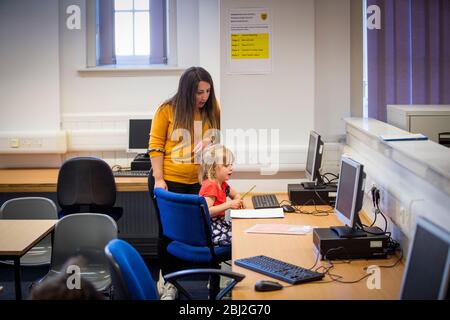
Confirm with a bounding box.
[230,208,284,219]
[245,224,314,235]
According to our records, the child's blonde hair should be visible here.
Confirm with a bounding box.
[200,144,235,182]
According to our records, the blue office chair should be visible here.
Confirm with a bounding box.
[57,157,122,221]
[105,239,244,300]
[154,188,232,297]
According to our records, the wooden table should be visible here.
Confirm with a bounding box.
[0,169,148,192]
[0,220,56,300]
[0,168,158,257]
[232,195,404,300]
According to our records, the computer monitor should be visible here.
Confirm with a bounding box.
[400,216,450,300]
[330,157,367,238]
[127,119,152,155]
[302,131,324,189]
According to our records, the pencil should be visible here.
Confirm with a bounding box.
[241,185,256,199]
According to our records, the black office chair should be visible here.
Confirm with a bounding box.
[57,157,122,221]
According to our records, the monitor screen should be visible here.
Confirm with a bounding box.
[305,131,323,184]
[400,216,450,300]
[334,157,365,228]
[128,119,152,153]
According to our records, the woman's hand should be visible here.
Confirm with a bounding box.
[154,178,168,190]
[229,199,244,209]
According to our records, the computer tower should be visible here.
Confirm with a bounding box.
[313,227,389,260]
[131,154,151,171]
[288,183,337,206]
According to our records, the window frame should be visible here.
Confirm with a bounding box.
[114,0,151,64]
[86,0,174,68]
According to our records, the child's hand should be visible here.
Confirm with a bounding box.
[234,195,245,209]
[229,199,244,209]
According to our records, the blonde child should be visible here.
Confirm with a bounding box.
[199,144,243,246]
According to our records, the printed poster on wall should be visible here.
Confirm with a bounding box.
[227,8,272,74]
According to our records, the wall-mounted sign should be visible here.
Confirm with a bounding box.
[227,8,272,74]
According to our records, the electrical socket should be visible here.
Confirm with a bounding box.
[399,206,406,225]
[23,139,31,147]
[35,138,43,147]
[9,138,20,148]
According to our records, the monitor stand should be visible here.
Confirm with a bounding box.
[330,226,367,238]
[301,182,326,190]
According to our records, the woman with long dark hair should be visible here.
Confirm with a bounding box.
[148,66,220,195]
[148,66,221,299]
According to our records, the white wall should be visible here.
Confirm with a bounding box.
[0,0,60,131]
[59,0,197,116]
[0,0,221,167]
[176,0,200,69]
[199,0,221,98]
[0,0,347,177]
[220,0,348,171]
[315,0,351,141]
[221,0,315,148]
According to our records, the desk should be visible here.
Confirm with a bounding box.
[0,169,148,192]
[0,220,56,300]
[0,169,158,256]
[232,195,404,300]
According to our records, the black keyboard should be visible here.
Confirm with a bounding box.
[252,194,280,209]
[113,170,150,177]
[234,255,324,285]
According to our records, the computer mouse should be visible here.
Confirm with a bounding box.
[281,205,296,213]
[254,280,283,292]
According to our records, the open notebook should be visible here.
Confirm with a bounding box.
[230,208,284,219]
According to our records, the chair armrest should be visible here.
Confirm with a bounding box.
[164,269,245,300]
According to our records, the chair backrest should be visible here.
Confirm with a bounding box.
[0,197,57,220]
[51,213,118,272]
[154,188,212,247]
[105,239,159,300]
[57,157,116,213]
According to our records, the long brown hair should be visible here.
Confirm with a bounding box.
[168,67,220,133]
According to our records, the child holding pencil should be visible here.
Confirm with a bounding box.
[199,144,244,246]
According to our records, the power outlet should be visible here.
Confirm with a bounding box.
[34,138,43,147]
[0,130,67,153]
[399,206,406,225]
[9,138,20,148]
[22,139,31,147]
